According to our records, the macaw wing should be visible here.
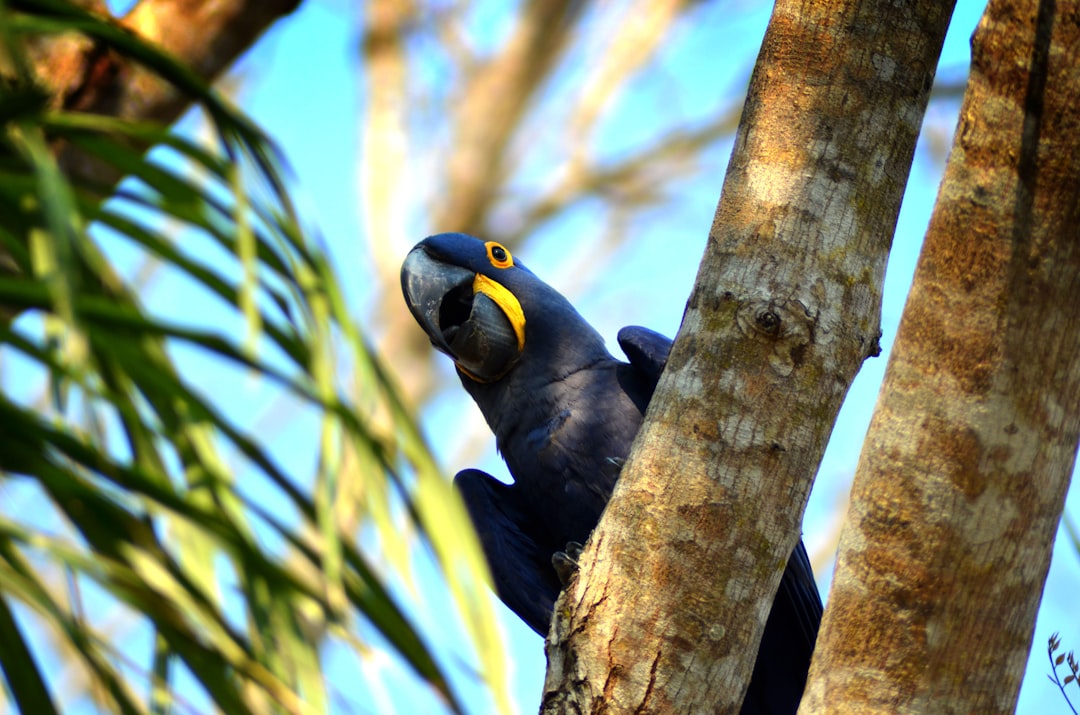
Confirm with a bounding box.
[742,539,823,715]
[779,539,823,653]
[617,325,672,389]
[453,468,562,636]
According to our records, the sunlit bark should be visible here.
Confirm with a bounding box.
[542,0,954,711]
[805,0,1080,711]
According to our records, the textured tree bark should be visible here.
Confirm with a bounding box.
[803,0,1080,712]
[541,1,954,712]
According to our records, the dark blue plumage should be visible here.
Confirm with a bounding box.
[401,232,821,714]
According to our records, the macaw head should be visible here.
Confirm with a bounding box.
[401,232,606,384]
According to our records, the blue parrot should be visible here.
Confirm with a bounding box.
[401,232,821,713]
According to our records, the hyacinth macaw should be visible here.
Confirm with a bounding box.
[401,232,821,714]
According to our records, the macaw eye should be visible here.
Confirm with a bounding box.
[485,241,513,269]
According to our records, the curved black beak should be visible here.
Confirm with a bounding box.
[401,246,472,355]
[401,246,523,381]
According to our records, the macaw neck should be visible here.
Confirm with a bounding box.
[460,329,615,445]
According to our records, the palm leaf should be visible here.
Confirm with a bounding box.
[0,2,510,713]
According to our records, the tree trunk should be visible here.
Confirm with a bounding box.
[803,0,1080,711]
[541,0,954,712]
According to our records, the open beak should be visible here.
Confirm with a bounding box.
[401,246,524,382]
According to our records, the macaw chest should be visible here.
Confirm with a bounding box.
[502,381,646,548]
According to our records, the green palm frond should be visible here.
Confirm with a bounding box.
[0,2,509,713]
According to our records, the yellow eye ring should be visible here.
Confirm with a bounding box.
[485,241,514,269]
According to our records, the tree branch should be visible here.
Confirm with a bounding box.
[433,0,584,233]
[25,0,303,179]
[805,0,1080,710]
[542,0,955,711]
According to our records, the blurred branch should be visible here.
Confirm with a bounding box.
[433,0,585,233]
[365,0,591,414]
[3,0,304,322]
[564,0,690,162]
[1065,511,1080,563]
[361,0,414,280]
[25,0,303,180]
[808,487,849,575]
[503,107,741,246]
[39,0,302,120]
[930,78,968,101]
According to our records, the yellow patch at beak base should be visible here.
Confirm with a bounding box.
[473,274,525,351]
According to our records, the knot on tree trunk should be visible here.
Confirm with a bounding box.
[735,297,814,376]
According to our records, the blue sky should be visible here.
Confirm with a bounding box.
[29,0,1079,712]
